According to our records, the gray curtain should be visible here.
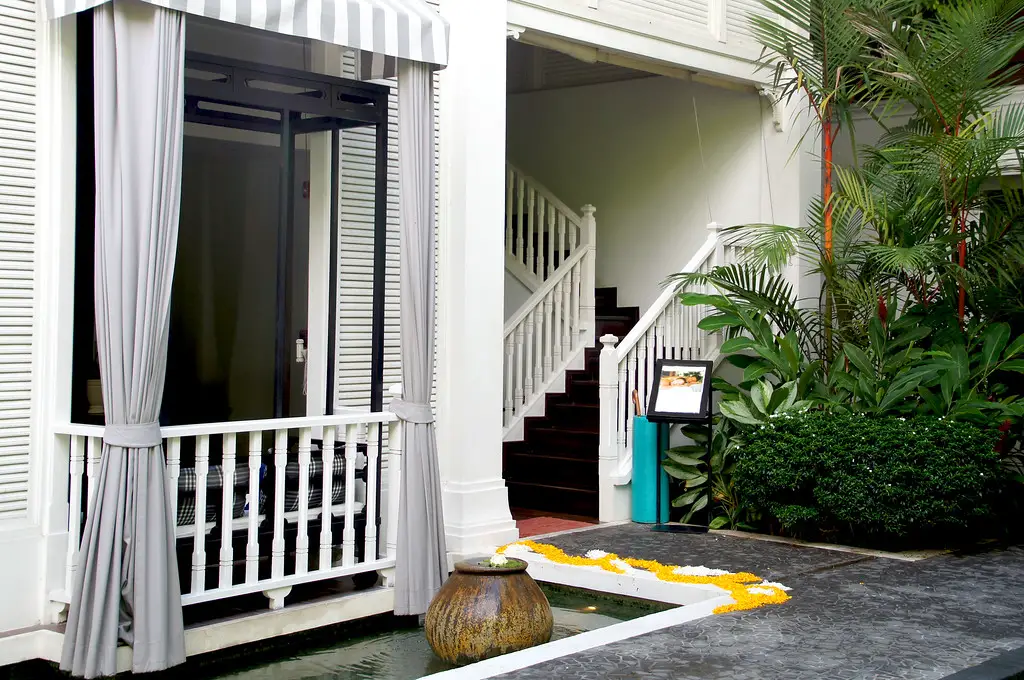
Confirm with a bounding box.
[391,59,448,615]
[61,1,187,676]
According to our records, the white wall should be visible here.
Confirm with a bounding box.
[504,271,533,320]
[507,76,766,312]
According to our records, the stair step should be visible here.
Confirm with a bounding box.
[504,452,598,489]
[595,287,618,309]
[506,482,598,518]
[547,403,600,431]
[567,378,599,403]
[525,427,599,458]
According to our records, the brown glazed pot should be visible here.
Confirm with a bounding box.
[425,558,553,665]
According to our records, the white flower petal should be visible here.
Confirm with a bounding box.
[585,550,609,559]
[672,565,731,577]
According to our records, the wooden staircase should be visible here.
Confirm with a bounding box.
[503,287,638,519]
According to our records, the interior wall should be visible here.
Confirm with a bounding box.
[504,271,533,320]
[507,76,766,312]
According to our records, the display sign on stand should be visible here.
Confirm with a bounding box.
[645,359,714,534]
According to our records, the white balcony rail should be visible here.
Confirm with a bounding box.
[505,163,586,291]
[597,223,745,521]
[503,198,596,435]
[53,402,403,611]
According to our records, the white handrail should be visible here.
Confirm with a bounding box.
[507,162,583,228]
[53,411,397,440]
[502,198,596,435]
[611,234,719,363]
[52,406,403,613]
[504,245,588,335]
[598,222,748,522]
[505,162,584,290]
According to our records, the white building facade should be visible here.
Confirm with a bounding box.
[0,0,818,666]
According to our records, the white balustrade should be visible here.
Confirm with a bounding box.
[52,409,401,612]
[504,163,585,291]
[502,199,596,435]
[597,223,735,522]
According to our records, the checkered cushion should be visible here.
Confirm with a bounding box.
[175,463,266,528]
[283,476,349,513]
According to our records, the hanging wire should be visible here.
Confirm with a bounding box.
[692,95,713,224]
[759,96,777,225]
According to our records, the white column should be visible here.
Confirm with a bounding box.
[437,0,518,557]
[33,15,79,628]
[305,44,345,426]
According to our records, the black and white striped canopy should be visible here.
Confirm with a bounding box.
[43,0,448,78]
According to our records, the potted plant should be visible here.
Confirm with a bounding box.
[425,553,553,665]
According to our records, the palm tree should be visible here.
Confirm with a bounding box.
[676,0,1024,363]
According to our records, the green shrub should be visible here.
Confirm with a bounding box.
[734,412,1003,541]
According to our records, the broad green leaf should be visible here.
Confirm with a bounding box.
[671,488,704,508]
[744,361,775,384]
[869,317,886,358]
[709,516,729,530]
[751,380,774,415]
[682,494,709,522]
[680,292,731,308]
[917,386,944,414]
[725,354,759,369]
[664,449,704,467]
[796,361,822,400]
[843,343,875,377]
[663,461,704,481]
[1005,335,1024,360]
[780,331,801,376]
[721,337,756,354]
[877,372,925,412]
[719,399,762,426]
[698,313,742,332]
[767,381,795,412]
[998,360,1024,374]
[981,323,1011,372]
[685,474,709,489]
[892,326,930,350]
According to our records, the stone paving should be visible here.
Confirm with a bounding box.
[499,524,1024,680]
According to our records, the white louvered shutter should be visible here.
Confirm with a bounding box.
[606,0,708,33]
[336,50,440,413]
[726,0,771,43]
[0,0,36,521]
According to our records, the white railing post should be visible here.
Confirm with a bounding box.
[597,334,621,523]
[708,221,723,268]
[706,221,724,356]
[580,205,597,347]
[383,383,404,586]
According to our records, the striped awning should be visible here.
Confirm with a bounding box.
[43,0,448,78]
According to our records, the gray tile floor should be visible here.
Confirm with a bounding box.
[499,524,1024,680]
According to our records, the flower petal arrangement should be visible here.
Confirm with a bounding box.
[497,540,791,614]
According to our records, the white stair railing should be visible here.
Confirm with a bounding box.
[503,203,596,435]
[597,223,744,522]
[505,163,585,291]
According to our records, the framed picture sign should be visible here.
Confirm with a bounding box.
[646,359,714,422]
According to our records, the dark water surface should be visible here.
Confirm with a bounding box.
[210,585,672,680]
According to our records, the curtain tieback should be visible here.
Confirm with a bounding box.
[104,422,164,449]
[390,398,433,424]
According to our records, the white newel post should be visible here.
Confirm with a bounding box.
[580,205,597,347]
[598,334,628,522]
[707,221,723,268]
[437,0,518,556]
[705,222,725,357]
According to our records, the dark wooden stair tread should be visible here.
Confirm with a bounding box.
[503,284,640,520]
